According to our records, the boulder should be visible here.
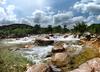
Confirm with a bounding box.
[71,58,100,72]
[80,38,100,49]
[51,52,68,67]
[91,38,100,48]
[26,63,53,72]
[52,42,65,53]
[34,39,54,46]
[24,44,33,48]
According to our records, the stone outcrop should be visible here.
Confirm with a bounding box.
[80,38,100,49]
[26,63,53,72]
[52,42,65,53]
[71,58,100,72]
[51,52,68,67]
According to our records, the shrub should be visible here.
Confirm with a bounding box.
[0,48,32,72]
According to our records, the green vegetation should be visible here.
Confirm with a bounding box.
[71,22,88,34]
[0,24,33,38]
[88,24,100,34]
[72,22,100,35]
[0,24,69,38]
[68,48,99,70]
[0,22,100,38]
[0,48,32,72]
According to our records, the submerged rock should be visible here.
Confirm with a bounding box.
[34,39,54,46]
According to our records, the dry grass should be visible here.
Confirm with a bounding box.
[0,48,32,72]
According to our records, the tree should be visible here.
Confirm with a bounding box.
[46,25,53,33]
[63,24,69,33]
[53,25,63,33]
[73,22,87,34]
[33,24,41,34]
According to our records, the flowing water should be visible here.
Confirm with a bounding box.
[0,35,82,64]
[16,46,53,64]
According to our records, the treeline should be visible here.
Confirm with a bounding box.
[0,22,100,38]
[0,24,34,38]
[71,22,100,34]
[0,24,69,38]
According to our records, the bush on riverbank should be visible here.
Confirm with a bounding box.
[0,48,32,72]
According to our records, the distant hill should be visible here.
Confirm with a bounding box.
[0,24,34,38]
[0,24,34,29]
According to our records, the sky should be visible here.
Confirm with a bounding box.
[0,0,100,27]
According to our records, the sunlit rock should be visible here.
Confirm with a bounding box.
[71,58,100,72]
[80,37,100,49]
[24,44,33,48]
[52,42,65,53]
[51,52,68,67]
[26,63,53,72]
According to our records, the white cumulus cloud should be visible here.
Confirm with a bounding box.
[73,0,100,14]
[53,11,73,25]
[0,0,6,5]
[6,5,17,21]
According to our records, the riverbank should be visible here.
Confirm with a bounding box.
[0,34,100,72]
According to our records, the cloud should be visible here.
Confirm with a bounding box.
[32,10,52,26]
[73,0,100,14]
[97,15,100,20]
[0,4,18,25]
[22,10,75,27]
[6,5,17,21]
[0,0,6,5]
[53,11,73,25]
[0,7,6,20]
[72,0,100,25]
[71,16,85,23]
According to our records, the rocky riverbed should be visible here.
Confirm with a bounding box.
[0,34,100,72]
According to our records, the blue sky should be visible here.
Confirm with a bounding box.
[0,0,100,27]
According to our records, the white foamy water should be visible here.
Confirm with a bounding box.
[1,35,81,64]
[4,37,35,44]
[50,35,80,41]
[17,46,53,64]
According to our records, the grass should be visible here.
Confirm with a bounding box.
[68,47,99,70]
[0,48,32,72]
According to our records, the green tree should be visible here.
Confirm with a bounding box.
[72,21,87,34]
[33,24,41,34]
[88,24,100,34]
[46,25,53,33]
[53,25,63,33]
[63,24,69,33]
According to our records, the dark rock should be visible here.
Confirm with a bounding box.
[34,39,54,46]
